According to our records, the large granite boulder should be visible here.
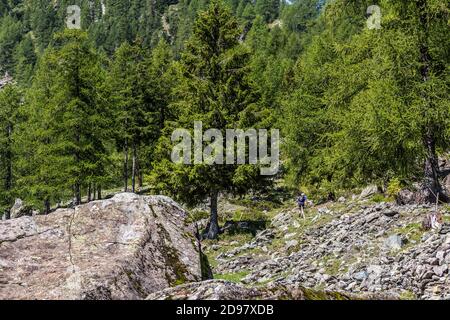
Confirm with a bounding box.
[0,193,202,300]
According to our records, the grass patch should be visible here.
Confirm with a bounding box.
[214,270,250,283]
[399,290,417,300]
[316,254,343,276]
[369,194,395,203]
[302,287,351,300]
[187,210,209,223]
[394,223,423,243]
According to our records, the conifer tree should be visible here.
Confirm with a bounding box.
[16,30,109,210]
[283,0,450,203]
[0,84,21,218]
[150,1,271,239]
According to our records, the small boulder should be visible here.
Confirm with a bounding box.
[359,185,379,199]
[439,223,450,235]
[442,175,450,194]
[384,234,405,250]
[353,270,368,282]
[433,265,448,277]
[285,240,299,250]
[10,198,33,219]
[396,189,415,205]
[381,209,399,218]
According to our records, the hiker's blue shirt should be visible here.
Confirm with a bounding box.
[297,196,307,205]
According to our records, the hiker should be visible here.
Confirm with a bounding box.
[297,193,307,219]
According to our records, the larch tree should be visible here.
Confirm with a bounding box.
[16,30,110,210]
[0,84,21,218]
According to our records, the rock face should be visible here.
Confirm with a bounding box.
[0,193,202,300]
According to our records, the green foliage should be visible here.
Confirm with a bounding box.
[214,270,250,282]
[0,84,21,214]
[187,209,210,223]
[0,0,449,216]
[370,194,387,203]
[283,0,450,196]
[0,14,23,74]
[387,178,402,198]
[15,30,111,208]
[254,0,279,23]
[149,1,273,238]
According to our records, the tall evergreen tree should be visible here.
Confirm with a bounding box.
[0,84,21,218]
[150,1,271,239]
[110,39,167,193]
[283,0,450,203]
[16,30,109,210]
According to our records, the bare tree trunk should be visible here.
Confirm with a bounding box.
[97,185,102,200]
[124,139,129,192]
[205,191,220,239]
[92,184,96,201]
[132,144,136,193]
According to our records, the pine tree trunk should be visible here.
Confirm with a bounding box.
[92,184,96,201]
[136,156,143,191]
[88,183,92,202]
[205,191,220,239]
[74,184,81,206]
[124,140,129,192]
[138,170,143,191]
[132,144,136,193]
[44,198,50,215]
[97,185,102,200]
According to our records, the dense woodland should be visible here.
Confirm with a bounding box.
[0,0,449,238]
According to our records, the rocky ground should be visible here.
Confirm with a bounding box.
[146,279,355,300]
[202,192,450,300]
[2,189,450,300]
